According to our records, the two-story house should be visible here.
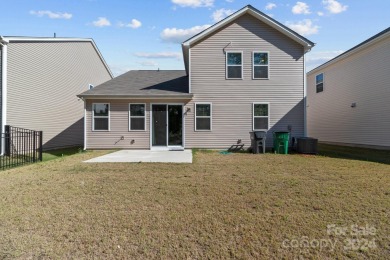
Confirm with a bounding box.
[0,36,112,151]
[77,5,314,150]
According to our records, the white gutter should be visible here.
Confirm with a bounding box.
[0,36,9,155]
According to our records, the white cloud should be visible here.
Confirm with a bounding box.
[292,2,311,14]
[137,60,159,67]
[322,0,348,14]
[109,64,132,76]
[265,3,277,11]
[306,50,344,62]
[317,11,324,16]
[226,0,234,2]
[285,19,319,36]
[211,8,235,22]
[92,17,111,27]
[172,0,214,8]
[306,50,344,71]
[160,24,211,43]
[134,52,182,60]
[119,19,142,29]
[29,10,72,19]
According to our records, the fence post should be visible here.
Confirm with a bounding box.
[4,125,10,156]
[39,131,43,162]
[33,131,36,162]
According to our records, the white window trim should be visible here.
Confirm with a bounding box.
[129,103,146,131]
[92,103,110,132]
[195,103,212,131]
[252,51,270,80]
[315,73,324,93]
[252,102,270,131]
[226,51,243,80]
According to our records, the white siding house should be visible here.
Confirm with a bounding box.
[307,27,390,149]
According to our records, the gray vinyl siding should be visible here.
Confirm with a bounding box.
[186,13,305,148]
[86,99,190,149]
[307,34,390,148]
[6,41,112,150]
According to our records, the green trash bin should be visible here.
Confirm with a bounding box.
[273,132,290,154]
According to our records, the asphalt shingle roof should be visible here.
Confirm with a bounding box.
[78,70,191,98]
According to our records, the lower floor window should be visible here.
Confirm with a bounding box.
[195,103,212,131]
[129,104,146,131]
[93,103,110,131]
[253,103,269,130]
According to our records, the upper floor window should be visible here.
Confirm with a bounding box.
[253,103,269,131]
[316,73,324,93]
[93,103,110,131]
[253,52,269,79]
[89,84,94,90]
[195,103,212,131]
[129,104,146,131]
[226,52,242,79]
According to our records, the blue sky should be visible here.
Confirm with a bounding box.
[1,0,389,75]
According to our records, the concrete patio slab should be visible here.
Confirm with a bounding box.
[84,150,193,163]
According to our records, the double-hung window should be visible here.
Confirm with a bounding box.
[93,103,110,131]
[226,52,243,79]
[195,103,212,131]
[129,104,146,131]
[316,73,324,93]
[253,103,269,131]
[253,52,269,79]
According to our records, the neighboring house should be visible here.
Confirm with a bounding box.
[0,36,113,150]
[78,5,314,150]
[307,27,390,149]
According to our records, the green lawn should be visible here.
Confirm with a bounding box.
[0,145,388,258]
[42,147,84,162]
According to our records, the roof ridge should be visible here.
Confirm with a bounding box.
[182,5,314,46]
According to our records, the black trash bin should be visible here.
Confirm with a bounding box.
[250,131,267,154]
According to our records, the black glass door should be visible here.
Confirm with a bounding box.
[152,105,167,146]
[168,105,183,146]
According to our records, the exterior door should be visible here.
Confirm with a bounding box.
[152,104,183,147]
[152,105,167,146]
[168,105,183,146]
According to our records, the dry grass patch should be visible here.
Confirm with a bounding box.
[0,149,389,258]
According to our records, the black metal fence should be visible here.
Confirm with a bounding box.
[0,125,43,170]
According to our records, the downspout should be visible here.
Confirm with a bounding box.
[82,98,87,150]
[0,36,9,156]
[303,46,312,137]
[303,52,307,137]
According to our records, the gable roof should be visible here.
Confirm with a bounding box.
[0,36,113,78]
[181,5,315,74]
[307,27,390,75]
[78,70,192,99]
